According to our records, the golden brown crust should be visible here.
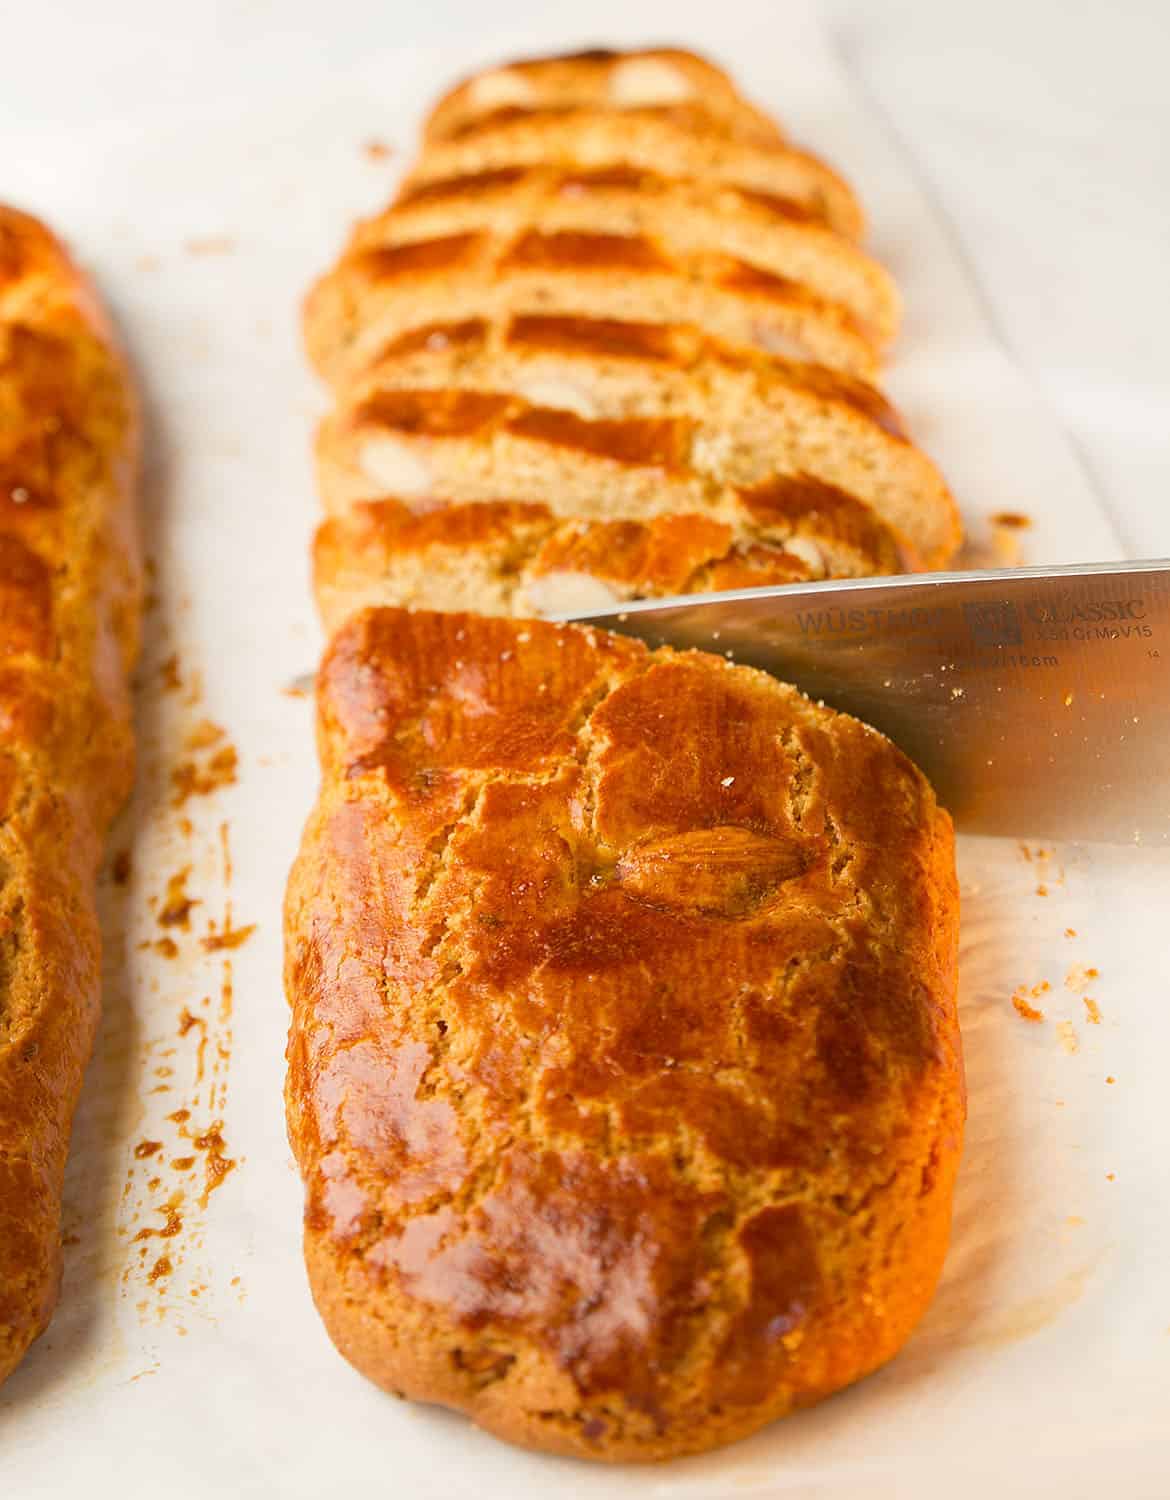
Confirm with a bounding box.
[285,608,963,1460]
[0,205,139,1385]
[423,47,787,149]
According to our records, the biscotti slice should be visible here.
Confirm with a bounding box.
[322,321,960,567]
[285,606,964,1461]
[424,47,786,147]
[305,228,877,386]
[406,109,863,238]
[356,167,899,350]
[312,477,909,632]
[0,206,140,1385]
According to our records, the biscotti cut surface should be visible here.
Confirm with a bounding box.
[424,47,787,148]
[285,608,963,1462]
[0,205,139,1384]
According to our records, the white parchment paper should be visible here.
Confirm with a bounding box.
[2,3,1167,1495]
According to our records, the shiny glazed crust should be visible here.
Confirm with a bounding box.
[0,206,140,1384]
[285,608,964,1461]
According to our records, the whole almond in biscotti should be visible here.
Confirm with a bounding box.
[284,607,964,1462]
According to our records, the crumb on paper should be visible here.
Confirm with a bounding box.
[1083,997,1102,1025]
[1065,927,1077,938]
[1012,991,1045,1023]
[1036,883,1048,896]
[1056,1020,1080,1054]
[184,718,226,751]
[185,235,236,256]
[1106,1075,1116,1084]
[158,867,198,929]
[1106,1173,1116,1182]
[1065,964,1100,993]
[284,672,315,698]
[362,138,396,162]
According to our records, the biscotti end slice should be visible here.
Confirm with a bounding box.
[424,46,787,147]
[285,607,964,1462]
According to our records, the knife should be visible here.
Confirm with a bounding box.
[563,559,1170,843]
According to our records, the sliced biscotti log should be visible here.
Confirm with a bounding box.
[285,606,963,1460]
[0,205,140,1386]
[353,166,899,350]
[312,478,909,632]
[406,108,863,238]
[305,227,878,387]
[320,320,960,567]
[424,47,786,147]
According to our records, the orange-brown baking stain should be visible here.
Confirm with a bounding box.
[111,848,132,885]
[193,1123,237,1208]
[159,653,182,692]
[201,917,256,952]
[186,235,236,256]
[134,1139,163,1160]
[1083,997,1102,1025]
[184,718,226,751]
[990,512,1031,530]
[363,139,396,162]
[171,742,238,805]
[148,1255,173,1284]
[132,1194,185,1242]
[158,866,198,929]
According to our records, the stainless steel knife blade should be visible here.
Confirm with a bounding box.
[564,559,1170,843]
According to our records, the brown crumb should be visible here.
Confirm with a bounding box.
[1065,928,1077,938]
[158,867,198,929]
[991,511,1032,530]
[186,235,235,256]
[362,139,396,162]
[1056,1020,1080,1055]
[1036,884,1048,896]
[1106,1075,1116,1085]
[1106,1173,1116,1182]
[1012,992,1045,1023]
[1083,997,1102,1025]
